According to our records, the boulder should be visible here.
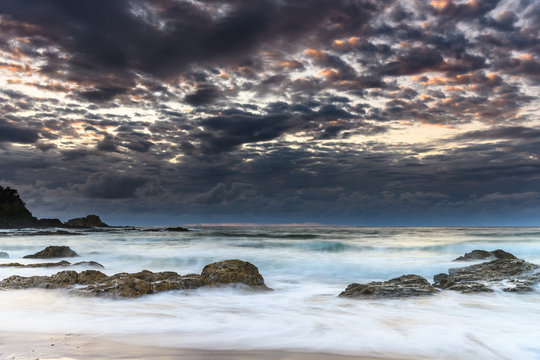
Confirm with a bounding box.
[65,215,108,228]
[23,246,79,259]
[201,259,270,289]
[339,274,438,299]
[0,251,8,258]
[453,249,516,261]
[77,270,109,285]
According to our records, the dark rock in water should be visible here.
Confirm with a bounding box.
[453,249,516,261]
[339,274,438,299]
[65,215,108,228]
[165,226,189,232]
[0,260,71,268]
[201,259,270,290]
[0,259,270,298]
[29,230,80,236]
[72,261,104,268]
[23,246,79,259]
[0,251,8,258]
[434,254,540,293]
[35,218,64,227]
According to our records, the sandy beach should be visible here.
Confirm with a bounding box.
[0,332,417,360]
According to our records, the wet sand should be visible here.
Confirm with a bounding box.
[0,332,418,360]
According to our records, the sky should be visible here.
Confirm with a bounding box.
[0,0,540,226]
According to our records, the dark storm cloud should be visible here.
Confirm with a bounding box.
[73,172,148,199]
[0,119,39,144]
[184,87,220,106]
[0,0,388,102]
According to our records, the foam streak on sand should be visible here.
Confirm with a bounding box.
[1,226,540,359]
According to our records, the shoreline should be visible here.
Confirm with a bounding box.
[0,332,418,360]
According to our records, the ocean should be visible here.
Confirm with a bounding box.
[1,226,540,359]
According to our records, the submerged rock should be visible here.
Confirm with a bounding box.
[0,260,71,268]
[28,230,80,236]
[23,246,79,259]
[0,259,270,298]
[434,250,540,293]
[0,251,8,258]
[65,215,108,228]
[0,260,103,268]
[339,274,438,299]
[165,226,190,232]
[453,249,516,261]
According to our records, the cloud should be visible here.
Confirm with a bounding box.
[0,119,39,144]
[73,172,148,199]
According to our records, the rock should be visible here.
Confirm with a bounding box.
[77,270,109,285]
[434,254,540,293]
[165,226,189,232]
[35,218,65,227]
[65,215,108,228]
[453,249,517,261]
[0,260,71,268]
[0,186,63,228]
[0,259,269,297]
[201,259,270,290]
[339,274,438,299]
[445,282,494,293]
[23,246,79,259]
[72,261,104,268]
[29,230,80,236]
[0,251,8,258]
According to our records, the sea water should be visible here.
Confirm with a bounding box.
[1,226,540,359]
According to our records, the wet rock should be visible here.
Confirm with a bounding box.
[84,275,154,298]
[72,261,104,268]
[0,251,8,258]
[0,260,71,268]
[434,254,540,293]
[65,215,108,228]
[35,218,64,227]
[23,246,79,259]
[0,259,270,297]
[445,282,494,293]
[165,226,189,232]
[339,274,438,299]
[201,259,270,290]
[453,249,517,261]
[77,270,109,285]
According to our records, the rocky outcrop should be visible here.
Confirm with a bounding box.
[434,251,540,293]
[339,274,438,299]
[65,215,108,228]
[453,249,516,261]
[0,259,271,298]
[23,246,79,259]
[0,186,63,228]
[0,251,8,258]
[0,260,103,268]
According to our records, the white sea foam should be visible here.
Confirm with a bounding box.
[1,227,540,359]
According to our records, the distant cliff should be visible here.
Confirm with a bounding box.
[0,186,107,229]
